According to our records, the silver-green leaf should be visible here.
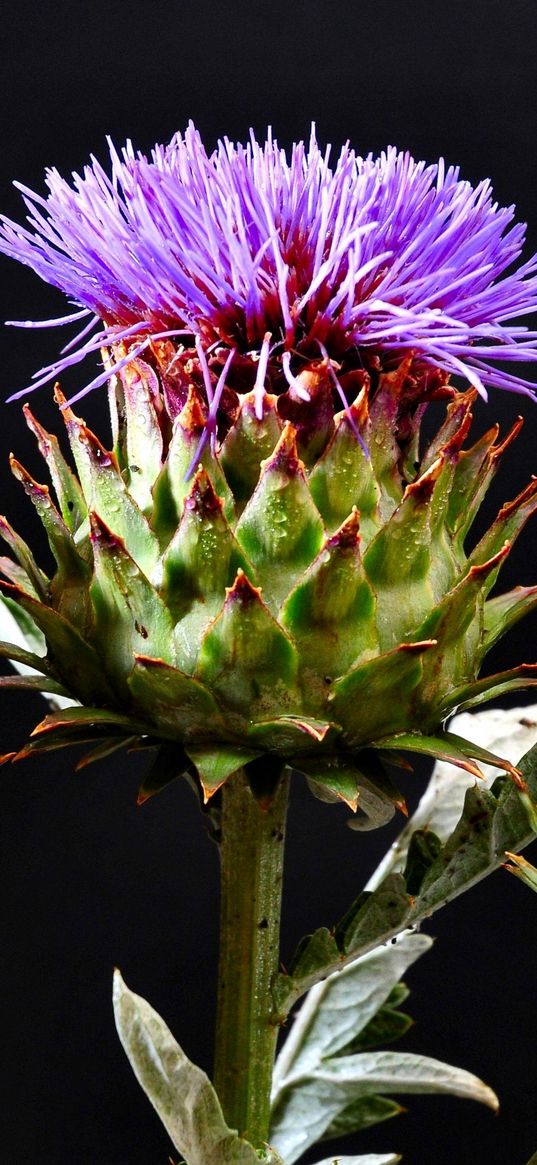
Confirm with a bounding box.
[310,1156,401,1165]
[270,1048,497,1164]
[112,970,259,1165]
[272,931,431,1091]
[270,932,496,1164]
[368,705,537,891]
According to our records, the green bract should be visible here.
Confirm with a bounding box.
[1,355,537,820]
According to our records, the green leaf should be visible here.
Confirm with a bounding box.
[437,664,537,717]
[294,754,401,822]
[345,992,413,1055]
[234,423,325,612]
[61,401,160,576]
[445,419,499,541]
[0,514,49,599]
[0,638,49,673]
[403,831,443,897]
[185,744,262,801]
[112,970,260,1165]
[0,593,46,657]
[308,394,382,543]
[75,735,139,772]
[0,580,113,705]
[32,707,143,736]
[273,736,537,1018]
[280,509,378,679]
[113,357,163,514]
[320,1095,403,1140]
[367,706,537,892]
[410,776,537,919]
[468,477,537,574]
[9,455,91,626]
[137,742,190,804]
[374,729,521,781]
[23,402,87,532]
[483,585,537,652]
[273,877,410,1017]
[196,570,299,720]
[413,550,508,714]
[334,876,411,959]
[90,514,175,683]
[0,673,68,696]
[13,706,143,760]
[282,929,341,992]
[329,642,434,746]
[128,655,227,741]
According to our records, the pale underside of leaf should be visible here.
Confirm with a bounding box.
[269,1049,497,1163]
[272,931,432,1091]
[113,970,259,1165]
[310,1156,401,1165]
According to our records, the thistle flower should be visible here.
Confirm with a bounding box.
[1,127,537,819]
[2,124,537,412]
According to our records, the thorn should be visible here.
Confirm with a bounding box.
[491,415,524,462]
[262,421,303,475]
[404,456,444,503]
[498,476,537,520]
[399,639,438,653]
[184,467,224,518]
[468,542,511,578]
[9,454,50,498]
[177,383,208,432]
[327,507,361,551]
[225,568,263,606]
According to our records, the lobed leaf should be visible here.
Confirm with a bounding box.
[272,932,431,1091]
[367,705,537,890]
[267,941,493,1165]
[272,735,537,1018]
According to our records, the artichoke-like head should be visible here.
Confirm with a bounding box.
[1,352,536,825]
[2,128,537,821]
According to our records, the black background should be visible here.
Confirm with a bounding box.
[1,2,537,1163]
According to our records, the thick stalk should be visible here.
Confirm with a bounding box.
[214,768,289,1148]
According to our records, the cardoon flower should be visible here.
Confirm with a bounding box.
[1,125,537,815]
[2,124,537,410]
[3,125,537,1161]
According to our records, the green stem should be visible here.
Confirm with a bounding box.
[214,768,289,1148]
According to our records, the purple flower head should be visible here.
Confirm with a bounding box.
[2,123,537,421]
